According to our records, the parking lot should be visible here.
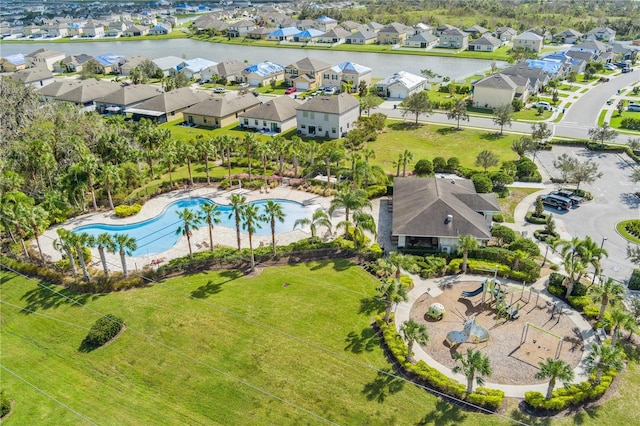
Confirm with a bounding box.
[535,145,640,283]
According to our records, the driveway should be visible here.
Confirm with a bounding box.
[534,145,640,282]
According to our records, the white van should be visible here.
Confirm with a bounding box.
[535,101,551,110]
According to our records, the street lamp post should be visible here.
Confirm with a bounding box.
[591,236,608,285]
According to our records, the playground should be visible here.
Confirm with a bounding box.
[409,278,585,386]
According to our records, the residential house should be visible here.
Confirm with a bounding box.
[105,21,126,37]
[37,79,85,102]
[553,29,584,44]
[464,25,489,38]
[374,71,428,99]
[568,39,612,62]
[118,55,152,76]
[345,27,377,44]
[285,57,331,91]
[587,26,616,42]
[25,48,65,71]
[94,54,124,74]
[526,27,553,42]
[10,67,55,88]
[67,22,85,37]
[468,33,502,52]
[513,31,543,53]
[340,21,361,32]
[82,22,105,38]
[267,27,299,41]
[318,27,350,44]
[40,78,121,110]
[362,22,384,33]
[404,32,438,48]
[377,22,411,45]
[140,16,158,27]
[0,54,26,72]
[295,93,360,139]
[177,58,218,80]
[607,41,639,62]
[153,55,183,75]
[239,95,299,133]
[193,18,228,34]
[296,19,315,31]
[227,19,255,38]
[472,73,529,110]
[43,23,68,38]
[125,87,210,123]
[391,177,501,253]
[200,60,246,83]
[314,16,338,32]
[242,61,285,86]
[322,61,372,90]
[501,62,552,92]
[493,27,517,42]
[123,24,149,37]
[413,23,433,35]
[94,83,161,114]
[247,27,272,40]
[149,23,172,35]
[182,94,260,128]
[293,28,324,42]
[162,16,179,27]
[541,51,586,75]
[57,53,94,72]
[438,27,469,49]
[434,24,456,37]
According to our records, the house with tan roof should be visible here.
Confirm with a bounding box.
[345,27,377,44]
[11,67,55,88]
[201,60,246,83]
[118,55,153,76]
[493,27,517,42]
[438,27,469,49]
[392,177,501,252]
[471,73,530,110]
[0,54,26,72]
[228,20,255,38]
[377,22,412,45]
[182,94,261,128]
[285,57,332,91]
[513,31,544,53]
[295,93,359,139]
[553,28,584,44]
[40,78,121,110]
[318,27,350,44]
[239,95,299,133]
[25,48,65,71]
[125,87,209,123]
[94,84,161,114]
[405,32,438,49]
[56,53,94,72]
[468,33,502,52]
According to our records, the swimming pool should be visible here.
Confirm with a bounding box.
[73,197,312,256]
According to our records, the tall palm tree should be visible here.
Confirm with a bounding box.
[228,194,246,250]
[400,149,413,177]
[362,148,376,186]
[264,200,286,255]
[54,228,77,276]
[255,139,272,193]
[293,208,332,241]
[73,232,92,283]
[400,319,429,363]
[113,233,137,278]
[271,135,286,176]
[305,140,320,167]
[351,211,377,249]
[79,153,100,211]
[199,202,221,251]
[287,135,303,177]
[452,347,493,394]
[196,135,216,185]
[377,279,409,323]
[240,203,265,272]
[25,205,49,265]
[90,232,115,275]
[179,140,197,186]
[100,162,120,211]
[585,343,625,384]
[535,358,574,400]
[554,237,587,299]
[329,188,372,237]
[242,133,257,181]
[589,277,627,320]
[217,135,236,182]
[176,208,202,260]
[579,236,609,285]
[321,143,344,191]
[159,138,178,188]
[457,235,479,274]
[606,308,635,346]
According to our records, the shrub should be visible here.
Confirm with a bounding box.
[414,159,434,176]
[571,281,588,297]
[114,203,142,218]
[365,185,387,199]
[549,272,566,287]
[525,211,548,224]
[629,269,640,290]
[83,314,124,348]
[508,238,540,257]
[446,157,460,172]
[418,256,447,278]
[0,390,9,417]
[491,225,517,245]
[471,173,493,193]
[567,295,591,310]
[432,156,447,172]
[492,213,504,223]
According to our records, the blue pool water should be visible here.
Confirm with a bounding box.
[73,197,311,256]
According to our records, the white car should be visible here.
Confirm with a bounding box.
[535,101,551,110]
[323,86,337,95]
[214,87,226,94]
[604,63,617,71]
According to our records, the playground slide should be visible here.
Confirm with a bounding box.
[461,282,484,298]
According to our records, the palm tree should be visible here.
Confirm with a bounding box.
[287,135,303,177]
[54,228,77,276]
[79,153,100,210]
[457,235,479,274]
[293,208,332,241]
[113,233,137,278]
[242,133,257,181]
[73,232,92,283]
[195,136,216,185]
[159,138,178,188]
[452,347,493,394]
[400,319,429,363]
[100,162,120,211]
[388,251,410,280]
[179,140,198,186]
[606,308,635,346]
[585,343,625,384]
[362,148,376,186]
[535,358,575,400]
[90,232,115,275]
[511,249,527,271]
[400,149,413,177]
[239,203,265,272]
[25,205,49,265]
[554,237,587,299]
[589,277,627,320]
[218,135,236,181]
[271,135,286,175]
[377,279,409,323]
[321,143,344,192]
[176,208,202,260]
[580,236,609,285]
[351,211,377,249]
[199,202,221,251]
[263,200,286,255]
[255,139,272,193]
[329,188,372,237]
[228,194,246,250]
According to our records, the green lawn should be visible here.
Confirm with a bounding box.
[1,263,510,425]
[608,111,640,133]
[371,121,520,173]
[498,187,541,223]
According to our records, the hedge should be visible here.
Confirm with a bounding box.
[447,258,538,282]
[467,247,541,279]
[525,211,548,224]
[114,203,142,218]
[83,314,124,348]
[525,370,618,412]
[376,315,504,410]
[629,269,640,291]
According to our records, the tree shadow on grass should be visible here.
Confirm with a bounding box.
[479,132,504,141]
[20,282,104,314]
[388,121,422,131]
[436,127,460,136]
[359,296,385,315]
[344,327,380,354]
[190,270,242,299]
[361,368,404,403]
[508,404,552,426]
[416,398,467,425]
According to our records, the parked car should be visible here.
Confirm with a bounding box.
[604,63,617,71]
[323,86,337,95]
[628,103,640,112]
[551,190,582,205]
[540,194,571,210]
[535,101,551,110]
[213,87,226,93]
[599,76,610,82]
[284,86,296,94]
[622,67,634,73]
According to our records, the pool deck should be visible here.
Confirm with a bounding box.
[39,185,356,273]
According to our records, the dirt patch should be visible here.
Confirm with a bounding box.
[410,281,584,386]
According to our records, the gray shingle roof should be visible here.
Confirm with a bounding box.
[182,93,260,117]
[473,73,518,90]
[95,84,161,106]
[12,67,54,83]
[295,93,359,114]
[129,87,209,114]
[239,95,299,121]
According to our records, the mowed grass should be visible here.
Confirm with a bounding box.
[1,263,510,426]
[371,121,520,173]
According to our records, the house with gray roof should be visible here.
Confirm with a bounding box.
[285,57,331,91]
[227,19,255,38]
[40,78,121,110]
[314,16,338,32]
[152,55,183,75]
[493,27,517,42]
[472,73,530,110]
[374,71,428,99]
[25,48,65,71]
[587,26,616,42]
[345,27,377,44]
[11,67,55,88]
[239,95,299,133]
[201,60,246,83]
[404,32,438,49]
[182,94,260,128]
[468,33,502,52]
[94,84,161,114]
[295,93,359,139]
[56,53,93,72]
[438,27,469,49]
[391,177,500,253]
[464,25,489,38]
[125,87,209,123]
[553,29,584,44]
[318,27,350,44]
[434,24,456,37]
[377,22,412,45]
[501,62,551,91]
[247,27,273,40]
[118,55,153,76]
[340,21,361,32]
[177,58,218,79]
[513,31,544,53]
